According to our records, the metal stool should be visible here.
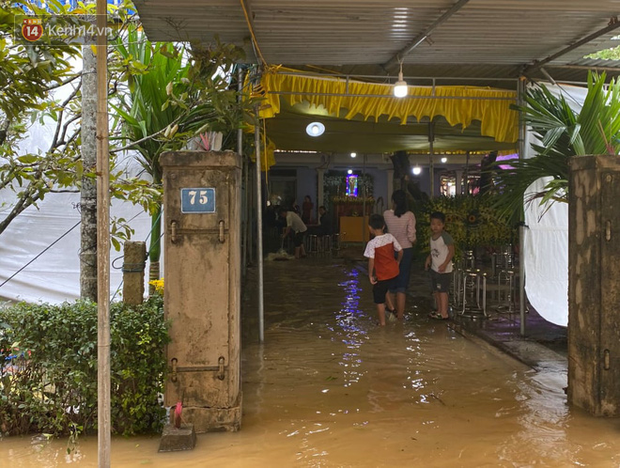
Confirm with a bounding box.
[451,267,464,309]
[495,269,516,314]
[307,234,319,256]
[318,235,332,256]
[492,246,513,277]
[464,250,476,270]
[331,233,340,256]
[459,269,488,319]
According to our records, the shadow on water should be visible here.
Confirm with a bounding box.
[3,259,620,467]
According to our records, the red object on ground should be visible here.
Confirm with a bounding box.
[174,401,182,428]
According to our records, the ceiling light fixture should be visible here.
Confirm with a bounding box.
[412,166,421,175]
[351,152,357,158]
[347,169,353,175]
[393,60,408,98]
[306,121,325,137]
[441,157,448,163]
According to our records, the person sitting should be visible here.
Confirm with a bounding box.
[317,206,333,236]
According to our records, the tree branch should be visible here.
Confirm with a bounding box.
[0,118,10,146]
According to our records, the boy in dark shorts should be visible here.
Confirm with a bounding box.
[424,211,455,320]
[364,214,403,326]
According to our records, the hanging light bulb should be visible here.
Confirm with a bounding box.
[412,166,422,175]
[393,61,408,98]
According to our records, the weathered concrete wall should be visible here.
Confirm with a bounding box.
[122,241,146,305]
[161,150,242,432]
[569,155,620,416]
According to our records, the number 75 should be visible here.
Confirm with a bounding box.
[188,190,208,205]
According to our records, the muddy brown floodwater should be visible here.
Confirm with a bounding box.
[2,260,620,467]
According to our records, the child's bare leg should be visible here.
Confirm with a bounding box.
[396,292,406,320]
[376,303,387,326]
[385,292,395,312]
[438,292,449,318]
[294,246,301,258]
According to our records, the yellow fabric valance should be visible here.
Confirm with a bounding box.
[259,71,519,144]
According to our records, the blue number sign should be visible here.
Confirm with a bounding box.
[181,188,216,213]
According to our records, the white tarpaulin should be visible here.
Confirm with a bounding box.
[522,83,588,327]
[0,190,153,303]
[0,83,155,304]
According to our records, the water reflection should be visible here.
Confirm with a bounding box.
[3,261,620,467]
[335,268,367,389]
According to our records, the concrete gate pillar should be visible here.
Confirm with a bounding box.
[160,150,242,432]
[569,155,620,416]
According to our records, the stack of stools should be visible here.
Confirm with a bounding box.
[493,245,516,314]
[306,234,319,256]
[495,269,516,314]
[306,233,337,257]
[331,233,340,257]
[458,269,489,319]
[318,235,332,256]
[451,251,488,319]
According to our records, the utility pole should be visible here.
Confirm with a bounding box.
[96,1,111,465]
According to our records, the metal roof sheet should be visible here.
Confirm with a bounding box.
[134,0,620,78]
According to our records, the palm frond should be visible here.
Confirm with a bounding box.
[494,71,620,222]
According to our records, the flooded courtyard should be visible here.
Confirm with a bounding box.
[2,259,620,467]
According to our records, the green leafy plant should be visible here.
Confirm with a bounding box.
[493,71,620,221]
[416,195,515,259]
[0,295,168,436]
[110,26,249,287]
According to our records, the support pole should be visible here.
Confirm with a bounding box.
[517,77,527,337]
[95,1,111,466]
[362,154,367,241]
[255,105,265,343]
[463,151,470,195]
[238,68,246,279]
[429,122,435,198]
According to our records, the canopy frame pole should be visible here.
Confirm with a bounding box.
[96,1,111,466]
[362,153,367,241]
[383,0,472,72]
[255,105,265,343]
[238,68,247,280]
[268,91,514,101]
[429,121,435,198]
[523,17,620,75]
[517,77,527,337]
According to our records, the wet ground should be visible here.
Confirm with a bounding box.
[2,257,620,467]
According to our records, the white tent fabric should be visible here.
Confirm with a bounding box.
[0,190,153,303]
[0,86,155,304]
[522,83,588,327]
[523,178,569,326]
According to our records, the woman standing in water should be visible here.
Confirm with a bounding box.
[383,190,416,320]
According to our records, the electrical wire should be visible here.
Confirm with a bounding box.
[0,220,81,290]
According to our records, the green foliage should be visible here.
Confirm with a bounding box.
[0,295,169,436]
[416,195,515,259]
[585,46,620,61]
[493,71,620,222]
[109,25,249,263]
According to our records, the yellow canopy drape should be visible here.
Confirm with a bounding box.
[259,70,519,144]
